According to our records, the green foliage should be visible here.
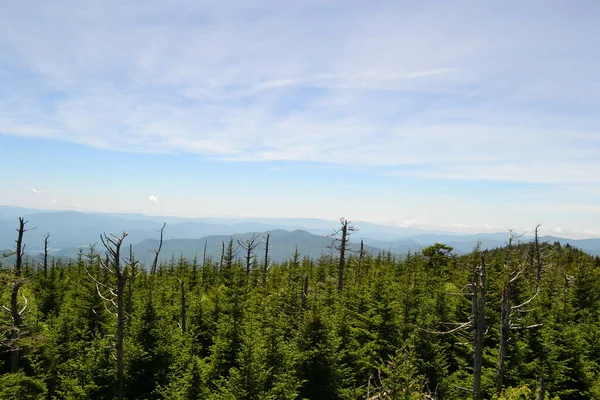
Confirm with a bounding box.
[0,372,46,400]
[0,233,599,399]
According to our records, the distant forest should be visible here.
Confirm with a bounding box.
[1,217,599,399]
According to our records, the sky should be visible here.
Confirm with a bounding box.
[1,0,600,238]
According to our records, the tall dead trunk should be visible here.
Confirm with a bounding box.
[329,218,355,292]
[338,220,347,292]
[238,234,259,277]
[151,223,166,275]
[496,285,509,394]
[42,233,50,277]
[537,374,545,400]
[90,232,128,400]
[472,255,486,400]
[116,266,125,400]
[10,218,27,372]
[263,234,270,288]
[496,237,514,394]
[496,234,541,395]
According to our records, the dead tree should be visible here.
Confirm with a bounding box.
[150,223,166,275]
[262,233,272,288]
[41,233,50,276]
[472,255,486,400]
[419,251,487,400]
[356,239,365,280]
[237,233,260,277]
[328,218,356,292]
[496,232,542,395]
[85,232,128,399]
[2,218,30,372]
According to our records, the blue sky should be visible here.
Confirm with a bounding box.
[1,0,600,237]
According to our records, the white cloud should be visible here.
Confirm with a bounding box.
[0,1,599,184]
[148,195,160,207]
[30,187,44,195]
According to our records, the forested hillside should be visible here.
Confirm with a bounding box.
[1,218,600,399]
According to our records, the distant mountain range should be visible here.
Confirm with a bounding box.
[1,205,600,266]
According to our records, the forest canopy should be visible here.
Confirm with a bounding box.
[1,218,600,399]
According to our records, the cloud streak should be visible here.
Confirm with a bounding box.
[0,0,599,185]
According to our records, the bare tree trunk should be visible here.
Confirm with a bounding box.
[10,218,27,373]
[116,269,125,400]
[328,218,356,292]
[43,233,50,276]
[358,239,364,277]
[245,246,252,276]
[472,255,486,400]
[497,238,513,395]
[263,233,270,288]
[496,233,541,396]
[496,285,509,394]
[151,223,166,275]
[97,232,127,400]
[338,220,347,292]
[238,234,259,277]
[537,374,545,400]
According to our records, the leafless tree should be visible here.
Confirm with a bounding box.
[419,249,487,400]
[238,233,260,277]
[471,255,486,400]
[492,230,543,395]
[2,218,31,372]
[85,232,128,399]
[262,233,272,288]
[355,239,366,280]
[150,223,166,275]
[328,218,356,292]
[40,233,50,276]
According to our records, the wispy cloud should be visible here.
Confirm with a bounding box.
[29,187,59,205]
[0,0,599,185]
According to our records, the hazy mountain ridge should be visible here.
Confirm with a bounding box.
[2,206,600,265]
[49,229,383,265]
